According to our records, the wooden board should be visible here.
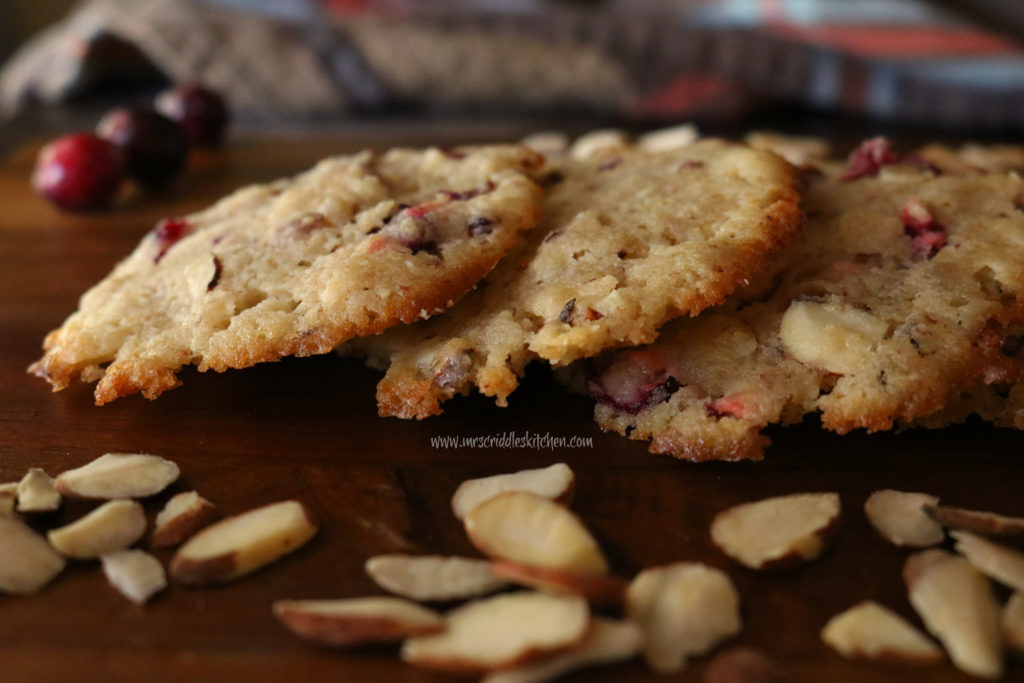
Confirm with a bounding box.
[1,134,1022,683]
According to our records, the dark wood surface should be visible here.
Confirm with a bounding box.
[2,131,1024,683]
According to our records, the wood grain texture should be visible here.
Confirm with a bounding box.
[2,135,1023,683]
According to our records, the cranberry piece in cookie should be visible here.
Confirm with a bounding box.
[153,218,192,263]
[841,137,901,181]
[587,350,681,415]
[901,198,947,258]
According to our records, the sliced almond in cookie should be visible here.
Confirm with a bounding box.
[703,646,787,683]
[55,453,180,500]
[779,300,888,375]
[520,131,570,156]
[710,492,841,570]
[47,499,147,559]
[821,600,942,664]
[481,617,643,683]
[1004,593,1024,653]
[864,490,944,547]
[568,129,628,160]
[952,530,1024,593]
[169,500,317,586]
[0,516,66,595]
[451,463,575,521]
[924,504,1024,537]
[16,468,61,513]
[636,123,699,153]
[904,549,1003,679]
[100,549,167,605]
[365,554,506,602]
[464,491,607,575]
[490,560,627,606]
[273,596,444,647]
[626,562,742,674]
[151,491,218,549]
[401,592,589,673]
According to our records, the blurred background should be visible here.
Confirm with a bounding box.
[3,0,1024,156]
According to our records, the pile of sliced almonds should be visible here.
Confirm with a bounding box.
[8,453,1023,681]
[0,452,317,604]
[273,462,750,682]
[834,488,1024,680]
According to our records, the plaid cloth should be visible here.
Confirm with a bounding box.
[3,0,1024,129]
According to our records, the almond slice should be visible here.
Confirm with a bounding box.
[1004,593,1024,653]
[0,516,66,595]
[864,490,943,547]
[626,562,742,674]
[904,549,1003,679]
[47,499,147,559]
[924,504,1024,537]
[704,646,787,683]
[520,131,570,156]
[451,463,575,521]
[952,530,1024,593]
[464,491,607,575]
[169,499,317,586]
[273,597,444,647]
[710,492,841,569]
[779,300,887,374]
[481,618,643,683]
[401,592,589,673]
[101,549,167,605]
[151,491,218,549]
[490,561,627,607]
[569,129,628,160]
[636,123,699,153]
[821,600,943,664]
[55,453,179,499]
[365,554,506,602]
[16,468,61,513]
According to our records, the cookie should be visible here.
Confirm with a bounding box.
[344,138,803,419]
[745,131,831,168]
[31,145,544,404]
[577,140,1024,461]
[900,143,1024,429]
[912,329,1024,430]
[915,142,1024,176]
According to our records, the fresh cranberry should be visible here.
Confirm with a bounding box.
[31,133,126,211]
[154,83,230,147]
[96,106,188,189]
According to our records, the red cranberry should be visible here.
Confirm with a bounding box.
[155,83,229,147]
[901,197,947,258]
[96,106,188,189]
[31,133,126,211]
[587,350,681,414]
[153,217,191,262]
[840,137,900,181]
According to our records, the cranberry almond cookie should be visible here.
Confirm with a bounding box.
[577,141,1024,461]
[31,145,543,404]
[345,138,803,418]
